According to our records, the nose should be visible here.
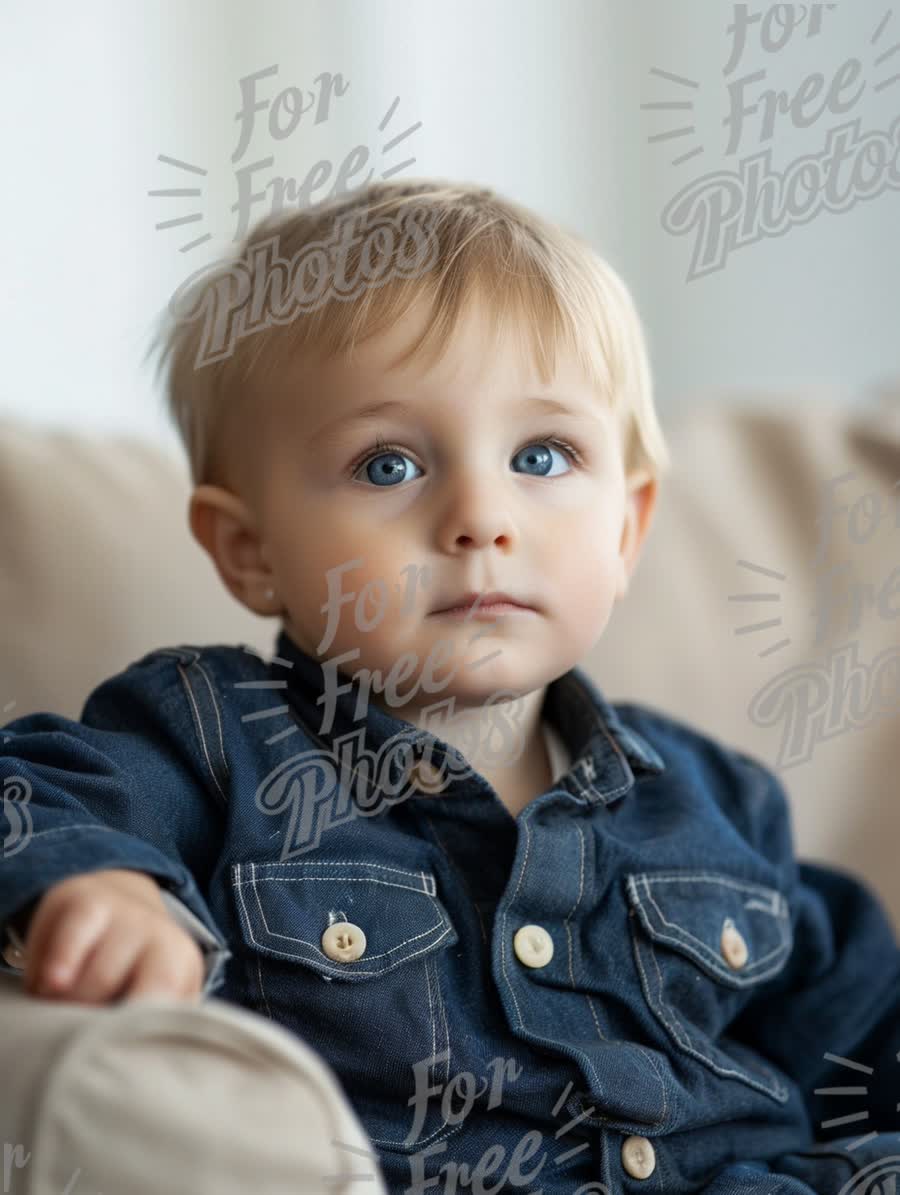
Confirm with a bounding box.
[434,471,518,554]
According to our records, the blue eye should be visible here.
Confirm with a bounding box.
[354,449,423,488]
[510,442,573,478]
[349,436,581,488]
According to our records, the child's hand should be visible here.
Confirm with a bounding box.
[20,867,206,1005]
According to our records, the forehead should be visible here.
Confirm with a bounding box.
[271,293,609,438]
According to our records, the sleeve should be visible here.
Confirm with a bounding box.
[157,890,231,997]
[727,748,900,1135]
[0,650,232,984]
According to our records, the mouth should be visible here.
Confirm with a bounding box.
[429,591,537,617]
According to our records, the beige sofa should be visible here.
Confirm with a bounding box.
[2,395,899,928]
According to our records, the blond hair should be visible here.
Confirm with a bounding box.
[147,179,670,490]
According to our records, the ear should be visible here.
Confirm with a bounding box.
[188,485,278,616]
[615,471,658,602]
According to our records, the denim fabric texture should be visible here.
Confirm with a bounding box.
[2,627,900,1195]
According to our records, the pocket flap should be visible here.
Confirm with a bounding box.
[232,860,458,981]
[625,870,792,986]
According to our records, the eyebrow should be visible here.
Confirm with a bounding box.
[310,396,598,444]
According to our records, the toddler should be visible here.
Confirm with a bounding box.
[3,180,900,1195]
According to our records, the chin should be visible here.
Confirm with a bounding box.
[434,664,546,705]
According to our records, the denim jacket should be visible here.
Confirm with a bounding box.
[3,628,900,1195]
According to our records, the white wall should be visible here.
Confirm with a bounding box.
[632,0,900,407]
[1,0,897,467]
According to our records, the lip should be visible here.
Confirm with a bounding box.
[430,590,537,616]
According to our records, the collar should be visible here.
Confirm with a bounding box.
[272,628,666,810]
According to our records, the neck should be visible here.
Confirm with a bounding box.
[374,684,549,789]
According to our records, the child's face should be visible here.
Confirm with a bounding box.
[197,293,656,718]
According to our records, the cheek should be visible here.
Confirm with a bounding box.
[549,504,621,569]
[551,514,624,620]
[306,548,433,657]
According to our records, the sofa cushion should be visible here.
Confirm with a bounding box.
[0,418,273,722]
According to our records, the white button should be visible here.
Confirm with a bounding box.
[720,918,749,970]
[513,924,554,968]
[2,940,25,971]
[321,921,367,962]
[408,758,448,794]
[621,1135,656,1179]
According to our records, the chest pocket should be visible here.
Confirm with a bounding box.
[231,859,463,1154]
[625,870,794,1103]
